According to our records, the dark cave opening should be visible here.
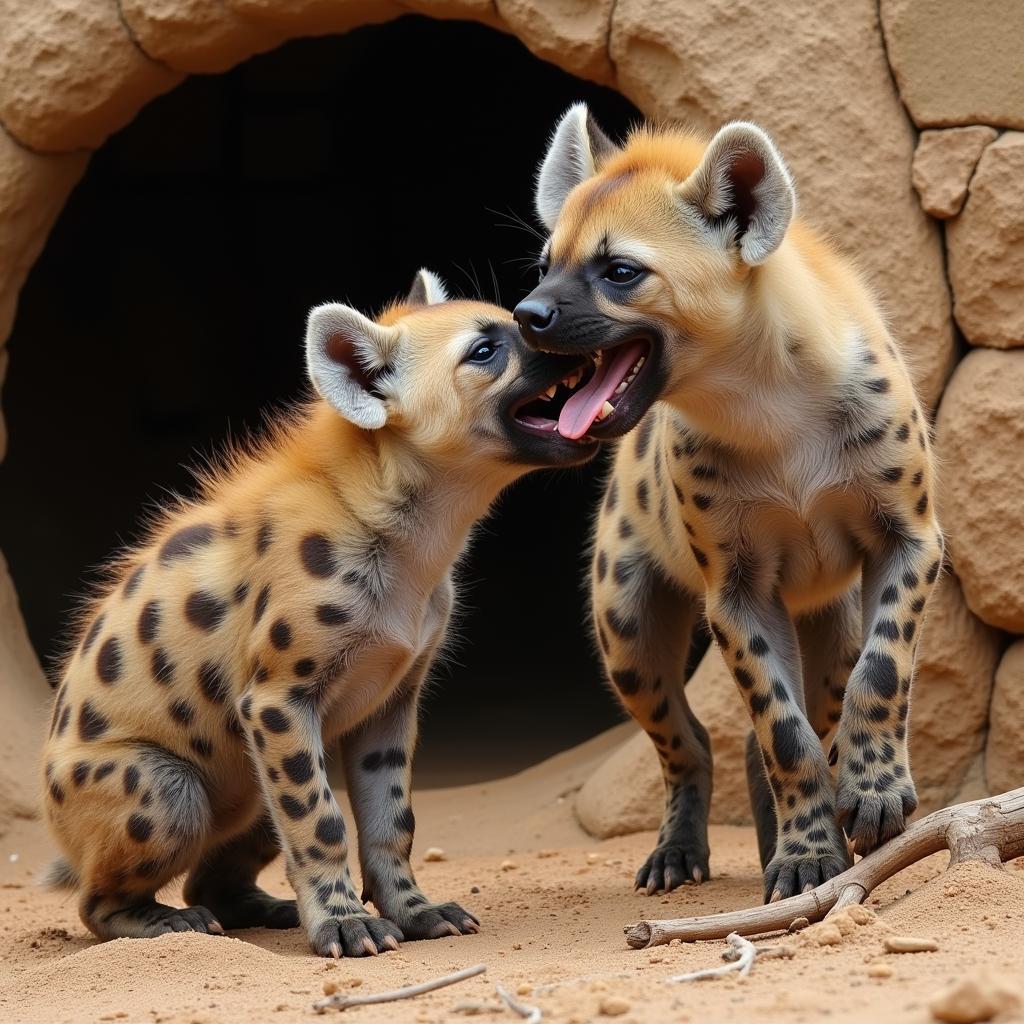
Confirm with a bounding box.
[0,15,643,785]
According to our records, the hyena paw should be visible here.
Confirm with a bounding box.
[196,886,298,931]
[309,914,404,958]
[763,849,849,903]
[396,900,480,940]
[634,841,710,895]
[836,776,917,856]
[130,903,225,937]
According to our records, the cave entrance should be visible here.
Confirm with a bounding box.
[0,16,641,786]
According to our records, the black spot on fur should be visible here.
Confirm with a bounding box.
[596,550,608,582]
[734,667,754,689]
[93,761,116,782]
[259,707,290,733]
[185,591,228,632]
[256,521,274,556]
[316,604,349,626]
[911,469,923,487]
[635,417,653,459]
[610,669,641,695]
[123,565,146,598]
[232,581,250,604]
[269,618,292,650]
[82,614,105,654]
[78,701,109,741]
[190,736,214,758]
[300,533,337,578]
[903,620,916,642]
[693,493,713,510]
[49,781,65,804]
[650,698,669,723]
[749,635,769,656]
[875,619,900,641]
[137,601,160,645]
[636,480,649,512]
[56,704,71,736]
[750,691,771,715]
[283,751,315,785]
[280,793,308,819]
[863,651,899,699]
[169,699,195,726]
[881,466,904,482]
[151,647,175,685]
[710,621,729,650]
[124,765,140,796]
[895,422,910,442]
[253,584,270,625]
[606,607,638,638]
[72,761,90,786]
[253,729,265,750]
[126,813,154,843]
[689,544,708,568]
[866,378,890,393]
[880,585,899,605]
[394,806,416,833]
[294,658,316,678]
[96,636,123,684]
[362,749,407,772]
[915,492,929,515]
[198,662,230,704]
[618,518,633,539]
[771,717,803,773]
[315,814,345,845]
[925,559,940,585]
[160,524,214,563]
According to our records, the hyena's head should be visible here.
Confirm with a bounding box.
[305,269,599,468]
[514,103,796,440]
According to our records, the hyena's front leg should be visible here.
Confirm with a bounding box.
[707,591,850,902]
[239,677,402,958]
[341,661,479,940]
[831,528,943,854]
[591,538,713,895]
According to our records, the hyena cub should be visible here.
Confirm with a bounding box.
[42,270,598,956]
[515,105,943,902]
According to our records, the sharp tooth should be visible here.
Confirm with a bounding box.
[593,350,603,366]
[543,384,557,400]
[598,400,615,420]
[636,356,646,369]
[563,371,581,390]
[614,381,628,396]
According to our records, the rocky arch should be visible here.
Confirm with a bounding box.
[0,0,957,830]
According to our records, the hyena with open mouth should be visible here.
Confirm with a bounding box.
[515,105,942,903]
[41,270,601,956]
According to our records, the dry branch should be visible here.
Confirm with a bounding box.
[625,787,1024,948]
[313,963,486,1013]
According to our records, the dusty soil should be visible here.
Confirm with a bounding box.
[2,730,1023,1024]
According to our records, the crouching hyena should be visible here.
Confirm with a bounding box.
[41,270,599,956]
[513,106,943,902]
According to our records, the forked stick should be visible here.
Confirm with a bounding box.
[625,788,1024,949]
[313,963,486,1012]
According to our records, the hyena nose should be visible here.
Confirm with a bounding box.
[513,299,558,338]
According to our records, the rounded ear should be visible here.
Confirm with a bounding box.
[405,268,449,307]
[677,122,796,265]
[305,303,398,430]
[535,102,620,231]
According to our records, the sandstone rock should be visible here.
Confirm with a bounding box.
[910,573,1001,812]
[885,935,939,954]
[120,0,286,74]
[985,641,1024,796]
[912,127,997,219]
[0,131,89,324]
[610,0,954,408]
[0,551,51,834]
[401,0,501,27]
[881,0,1024,130]
[930,973,1022,1024]
[575,646,752,838]
[947,133,1024,349]
[936,348,1024,631]
[0,0,183,152]
[224,0,402,36]
[496,0,614,85]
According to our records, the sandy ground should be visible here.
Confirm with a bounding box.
[2,729,1023,1024]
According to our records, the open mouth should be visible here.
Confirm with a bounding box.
[512,337,653,441]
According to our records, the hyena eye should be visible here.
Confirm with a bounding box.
[604,260,644,285]
[465,340,499,364]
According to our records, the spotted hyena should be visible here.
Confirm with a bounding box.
[513,106,943,902]
[41,269,600,956]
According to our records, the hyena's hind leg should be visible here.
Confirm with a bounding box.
[183,815,299,930]
[744,591,861,870]
[592,542,712,894]
[47,743,219,939]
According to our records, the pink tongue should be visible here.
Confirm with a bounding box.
[558,341,646,440]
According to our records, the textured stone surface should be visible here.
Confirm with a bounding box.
[576,647,752,838]
[121,0,286,74]
[986,640,1024,796]
[946,132,1024,349]
[0,552,51,834]
[496,0,614,84]
[936,348,1024,632]
[881,0,1024,130]
[912,127,997,220]
[0,0,183,152]
[610,0,954,408]
[402,0,502,26]
[224,0,402,35]
[909,573,1002,813]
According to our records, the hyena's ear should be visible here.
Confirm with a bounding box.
[305,303,399,429]
[535,102,620,231]
[678,122,796,266]
[404,268,449,307]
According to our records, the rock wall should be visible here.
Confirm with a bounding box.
[0,0,1020,833]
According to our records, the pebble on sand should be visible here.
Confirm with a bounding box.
[500,859,518,871]
[885,936,940,954]
[599,996,631,1016]
[423,847,446,862]
[929,974,1022,1024]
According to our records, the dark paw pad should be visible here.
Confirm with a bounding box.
[202,887,299,931]
[136,904,224,937]
[310,915,404,958]
[836,783,917,857]
[763,852,849,903]
[399,901,480,940]
[634,843,710,895]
